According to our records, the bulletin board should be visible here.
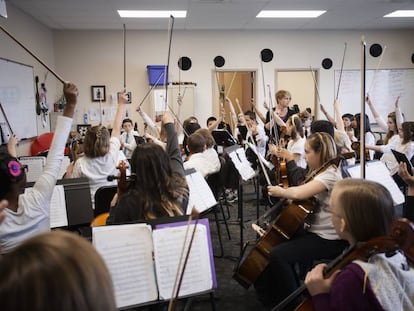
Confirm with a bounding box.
[0,57,38,141]
[334,69,414,122]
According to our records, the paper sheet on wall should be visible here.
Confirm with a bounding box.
[345,160,405,205]
[19,156,46,183]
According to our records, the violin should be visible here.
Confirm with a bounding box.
[233,154,349,288]
[351,141,371,161]
[272,218,414,311]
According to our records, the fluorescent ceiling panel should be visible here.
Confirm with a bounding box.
[118,10,187,18]
[384,10,414,18]
[256,10,326,18]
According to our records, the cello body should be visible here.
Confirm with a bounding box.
[233,199,315,288]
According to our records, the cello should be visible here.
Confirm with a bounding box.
[232,154,351,289]
[272,218,414,311]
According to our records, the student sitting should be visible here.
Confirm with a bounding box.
[184,129,221,178]
[65,92,129,208]
[107,112,188,223]
[305,178,414,311]
[0,82,77,254]
[0,230,116,311]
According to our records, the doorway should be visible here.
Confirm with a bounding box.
[276,69,317,116]
[212,70,256,126]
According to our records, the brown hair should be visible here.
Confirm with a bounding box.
[332,179,395,241]
[400,121,414,145]
[195,128,215,148]
[384,112,397,145]
[83,125,110,158]
[0,231,116,311]
[187,132,207,154]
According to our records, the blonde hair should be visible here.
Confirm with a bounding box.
[306,132,337,173]
[275,90,292,103]
[0,231,116,311]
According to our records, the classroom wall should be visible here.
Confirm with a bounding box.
[0,4,57,155]
[53,29,414,130]
[2,4,414,156]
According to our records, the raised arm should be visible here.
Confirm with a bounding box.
[252,99,267,124]
[395,96,404,129]
[333,100,345,132]
[320,103,336,127]
[366,94,387,131]
[111,91,127,139]
[7,134,18,158]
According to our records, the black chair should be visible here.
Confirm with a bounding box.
[205,159,232,258]
[94,185,117,218]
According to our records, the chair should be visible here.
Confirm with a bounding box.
[205,158,232,258]
[94,185,117,218]
[91,212,109,227]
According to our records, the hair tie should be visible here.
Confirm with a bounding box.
[8,160,22,177]
[96,126,102,138]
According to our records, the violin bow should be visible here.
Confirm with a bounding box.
[0,25,64,84]
[309,66,321,104]
[335,42,347,101]
[123,24,127,91]
[367,45,387,95]
[360,36,367,178]
[0,102,14,136]
[168,209,200,311]
[164,15,175,112]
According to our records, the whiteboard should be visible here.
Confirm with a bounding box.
[0,58,38,142]
[334,69,414,123]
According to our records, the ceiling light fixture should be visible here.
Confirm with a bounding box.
[384,10,414,18]
[256,10,326,18]
[118,10,187,18]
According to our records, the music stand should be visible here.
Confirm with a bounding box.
[212,129,236,147]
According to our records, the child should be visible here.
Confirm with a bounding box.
[120,118,139,160]
[0,82,78,254]
[305,178,414,311]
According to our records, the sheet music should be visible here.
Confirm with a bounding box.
[228,147,256,181]
[49,185,68,228]
[19,156,46,183]
[153,224,213,299]
[93,224,158,308]
[185,170,217,214]
[58,156,71,179]
[345,161,405,205]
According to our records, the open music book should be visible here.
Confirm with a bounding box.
[93,219,216,309]
[343,160,405,205]
[185,168,217,214]
[225,145,256,181]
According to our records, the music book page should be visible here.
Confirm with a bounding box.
[153,223,213,299]
[19,156,46,183]
[93,220,215,309]
[228,147,256,181]
[93,224,157,308]
[49,185,68,228]
[185,169,217,214]
[345,160,405,205]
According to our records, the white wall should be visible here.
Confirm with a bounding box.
[54,29,414,129]
[0,4,57,155]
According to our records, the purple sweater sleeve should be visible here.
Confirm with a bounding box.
[311,263,384,311]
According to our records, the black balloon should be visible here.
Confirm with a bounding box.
[369,43,383,58]
[260,48,274,63]
[214,56,225,68]
[322,58,333,70]
[178,56,192,71]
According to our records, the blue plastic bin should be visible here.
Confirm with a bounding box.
[147,65,168,86]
